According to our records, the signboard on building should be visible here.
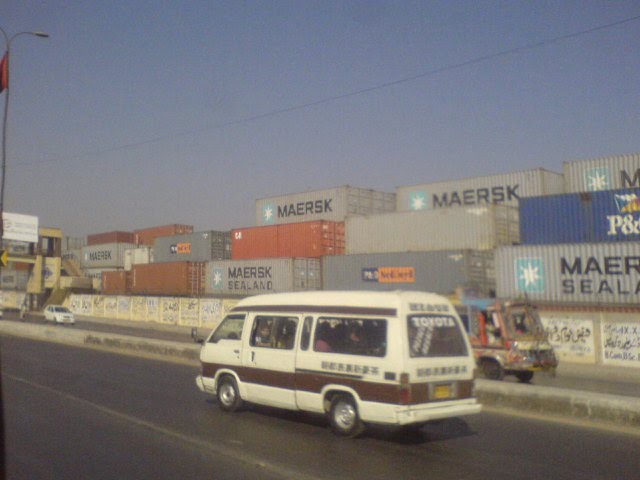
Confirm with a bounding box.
[2,212,38,243]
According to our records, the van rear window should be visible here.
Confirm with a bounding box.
[408,314,468,357]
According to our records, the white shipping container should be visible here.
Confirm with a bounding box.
[396,168,563,212]
[256,185,395,226]
[81,243,136,269]
[124,246,154,271]
[205,258,321,296]
[563,152,640,193]
[346,205,519,254]
[496,243,640,306]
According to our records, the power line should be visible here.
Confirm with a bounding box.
[24,13,640,167]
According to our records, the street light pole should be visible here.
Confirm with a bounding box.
[0,28,49,243]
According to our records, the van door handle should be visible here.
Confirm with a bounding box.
[233,349,240,355]
[251,351,255,362]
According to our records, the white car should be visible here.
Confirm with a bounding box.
[44,305,75,325]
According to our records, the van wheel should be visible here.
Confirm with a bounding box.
[482,359,504,381]
[329,394,364,438]
[216,376,243,412]
[515,371,534,383]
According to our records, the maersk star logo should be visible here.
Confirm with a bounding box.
[409,191,428,210]
[262,204,275,224]
[212,268,224,289]
[584,167,610,191]
[515,258,545,293]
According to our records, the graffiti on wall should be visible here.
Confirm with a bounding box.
[180,298,199,327]
[602,322,640,367]
[541,316,595,363]
[160,298,179,325]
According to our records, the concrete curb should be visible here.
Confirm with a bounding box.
[475,379,640,429]
[2,320,639,431]
[0,321,200,363]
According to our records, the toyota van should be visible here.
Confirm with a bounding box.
[195,290,481,437]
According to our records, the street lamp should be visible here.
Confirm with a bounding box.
[0,28,49,243]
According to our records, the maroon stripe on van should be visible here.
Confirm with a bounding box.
[202,363,474,405]
[231,305,397,317]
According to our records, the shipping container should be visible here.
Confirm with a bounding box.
[101,270,131,295]
[520,189,640,244]
[134,224,194,246]
[153,230,231,263]
[81,243,136,269]
[205,258,321,296]
[131,262,205,296]
[322,250,495,296]
[563,152,640,193]
[83,267,121,280]
[496,243,640,306]
[396,168,564,212]
[124,246,154,271]
[232,221,344,259]
[87,231,135,246]
[346,205,519,254]
[255,185,395,226]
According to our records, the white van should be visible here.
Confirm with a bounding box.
[195,291,481,437]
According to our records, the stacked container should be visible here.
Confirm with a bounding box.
[232,221,344,259]
[81,242,136,279]
[87,231,135,246]
[520,189,640,244]
[255,186,395,226]
[396,168,564,212]
[130,262,205,296]
[205,258,321,296]
[496,242,640,306]
[102,270,131,295]
[154,230,231,263]
[345,205,519,254]
[322,250,495,296]
[563,153,640,192]
[134,224,194,246]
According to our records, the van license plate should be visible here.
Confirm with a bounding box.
[434,384,452,399]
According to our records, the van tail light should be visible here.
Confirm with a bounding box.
[399,373,411,405]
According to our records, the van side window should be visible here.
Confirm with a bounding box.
[250,316,298,350]
[314,317,387,357]
[300,316,313,351]
[209,314,245,343]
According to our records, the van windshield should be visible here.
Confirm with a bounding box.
[407,314,468,357]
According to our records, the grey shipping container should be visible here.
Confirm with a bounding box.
[396,168,564,212]
[496,242,640,306]
[256,185,395,226]
[81,243,136,269]
[563,152,640,193]
[322,250,495,297]
[206,258,321,296]
[346,205,519,254]
[154,231,231,263]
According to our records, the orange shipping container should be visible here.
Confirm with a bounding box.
[102,270,131,295]
[134,224,194,246]
[130,262,204,296]
[87,231,135,246]
[231,221,345,260]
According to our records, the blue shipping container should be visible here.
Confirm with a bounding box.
[520,189,640,244]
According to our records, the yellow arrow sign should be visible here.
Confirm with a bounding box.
[0,250,8,266]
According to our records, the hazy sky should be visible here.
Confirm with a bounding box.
[2,1,639,237]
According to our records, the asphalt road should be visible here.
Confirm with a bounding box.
[1,336,638,480]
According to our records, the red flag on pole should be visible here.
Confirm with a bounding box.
[0,51,8,93]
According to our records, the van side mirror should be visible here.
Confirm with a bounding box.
[191,327,204,344]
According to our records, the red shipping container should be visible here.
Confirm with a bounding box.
[134,224,194,246]
[87,231,135,246]
[130,262,204,296]
[231,221,345,259]
[102,270,131,295]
